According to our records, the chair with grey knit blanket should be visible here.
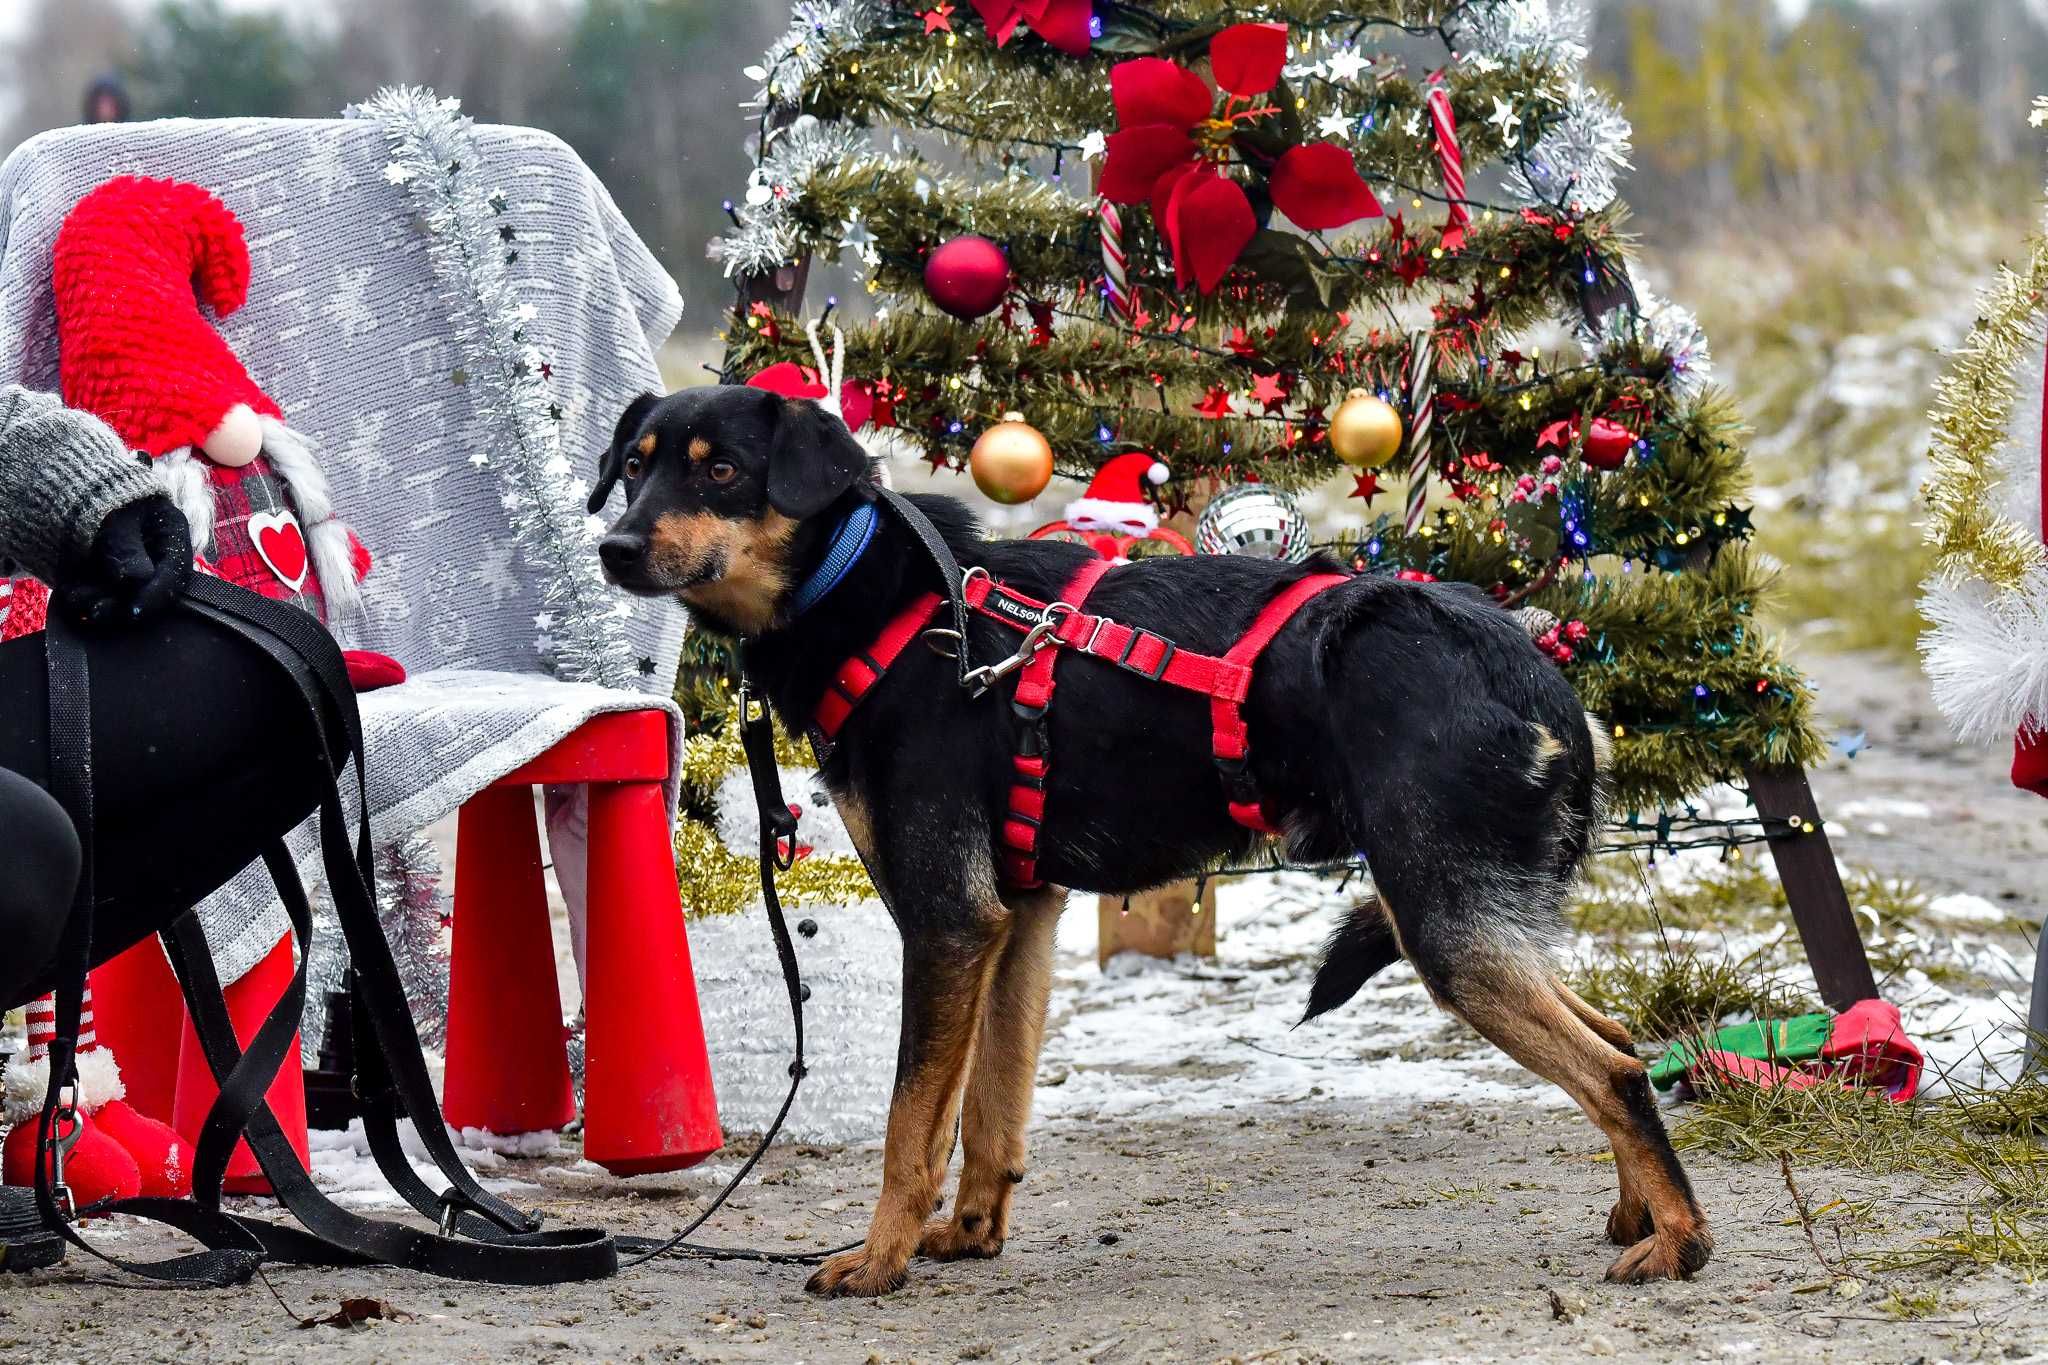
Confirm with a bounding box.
[0,114,723,1174]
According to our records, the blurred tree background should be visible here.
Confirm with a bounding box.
[2,0,2042,656]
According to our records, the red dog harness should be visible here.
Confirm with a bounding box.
[811,563,1352,888]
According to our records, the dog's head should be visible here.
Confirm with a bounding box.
[590,385,871,634]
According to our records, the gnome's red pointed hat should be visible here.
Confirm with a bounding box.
[53,176,283,457]
[51,176,369,625]
[1065,450,1171,534]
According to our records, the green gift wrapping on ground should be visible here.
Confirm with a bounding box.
[1648,1013,1834,1090]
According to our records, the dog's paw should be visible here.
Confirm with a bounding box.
[1604,1196,1654,1247]
[1603,1227,1712,1284]
[805,1245,910,1298]
[916,1214,1005,1261]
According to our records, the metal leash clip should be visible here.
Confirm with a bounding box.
[961,599,1075,698]
[437,1190,462,1238]
[46,1091,82,1223]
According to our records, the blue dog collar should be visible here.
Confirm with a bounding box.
[789,500,879,616]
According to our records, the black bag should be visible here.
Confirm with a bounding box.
[30,576,619,1285]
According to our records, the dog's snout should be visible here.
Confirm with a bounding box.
[599,532,646,578]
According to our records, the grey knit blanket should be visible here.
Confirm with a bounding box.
[0,118,687,982]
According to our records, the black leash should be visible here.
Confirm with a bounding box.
[875,488,977,690]
[614,684,857,1268]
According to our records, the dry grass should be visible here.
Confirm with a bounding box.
[1563,843,2048,1281]
[1676,1054,2048,1279]
[1572,938,1816,1045]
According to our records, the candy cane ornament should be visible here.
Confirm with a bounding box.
[1404,329,1437,536]
[1426,85,1470,252]
[1098,198,1130,320]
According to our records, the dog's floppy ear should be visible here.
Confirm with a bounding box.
[766,397,870,520]
[589,392,660,513]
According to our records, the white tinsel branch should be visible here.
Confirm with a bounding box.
[301,832,453,1058]
[746,0,886,110]
[1575,286,1715,397]
[1450,0,1590,67]
[1922,576,2048,745]
[1504,80,1633,214]
[351,87,639,688]
[717,118,875,279]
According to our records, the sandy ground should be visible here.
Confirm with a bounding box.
[6,1104,2045,1365]
[4,648,2045,1363]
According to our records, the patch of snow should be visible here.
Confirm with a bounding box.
[1835,798,1934,822]
[1925,892,2005,923]
[307,1118,543,1210]
[1038,872,1558,1123]
[451,1125,562,1157]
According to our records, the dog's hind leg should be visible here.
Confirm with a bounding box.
[1550,979,1654,1245]
[1386,891,1710,1283]
[806,863,1009,1297]
[919,884,1064,1262]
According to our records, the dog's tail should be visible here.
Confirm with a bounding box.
[1299,896,1403,1025]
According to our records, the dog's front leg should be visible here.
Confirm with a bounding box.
[919,884,1063,1261]
[806,925,1006,1297]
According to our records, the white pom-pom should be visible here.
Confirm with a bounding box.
[1146,461,1170,485]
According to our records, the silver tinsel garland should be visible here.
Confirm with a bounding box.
[716,117,876,279]
[1503,79,1632,214]
[352,87,639,689]
[1453,2,1710,395]
[1583,286,1715,398]
[301,833,453,1059]
[1451,0,1589,68]
[750,0,886,111]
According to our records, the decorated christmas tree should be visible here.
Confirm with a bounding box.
[707,0,1824,833]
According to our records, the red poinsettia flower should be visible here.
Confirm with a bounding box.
[968,0,1092,55]
[1098,23,1382,294]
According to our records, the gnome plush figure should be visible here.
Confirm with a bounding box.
[51,175,372,625]
[3,986,192,1208]
[2,177,382,1203]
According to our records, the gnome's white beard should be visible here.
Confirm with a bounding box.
[154,417,366,631]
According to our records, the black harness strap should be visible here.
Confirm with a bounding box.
[874,488,976,690]
[33,578,617,1284]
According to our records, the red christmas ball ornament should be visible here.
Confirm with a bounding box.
[1582,417,1638,470]
[923,235,1011,320]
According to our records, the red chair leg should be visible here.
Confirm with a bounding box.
[582,780,722,1175]
[442,784,577,1135]
[91,937,186,1123]
[172,932,309,1195]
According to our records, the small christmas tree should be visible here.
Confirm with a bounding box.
[714,0,1822,822]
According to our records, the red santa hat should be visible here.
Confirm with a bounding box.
[1064,451,1170,535]
[52,176,365,623]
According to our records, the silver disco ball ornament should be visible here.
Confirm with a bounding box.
[1195,483,1313,562]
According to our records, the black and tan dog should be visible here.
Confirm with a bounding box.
[590,384,1711,1297]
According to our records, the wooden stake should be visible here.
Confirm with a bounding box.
[1096,882,1218,969]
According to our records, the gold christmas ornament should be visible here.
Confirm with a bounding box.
[1327,388,1404,468]
[969,411,1054,504]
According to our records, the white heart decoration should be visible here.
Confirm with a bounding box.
[247,508,310,592]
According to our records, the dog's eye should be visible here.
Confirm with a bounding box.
[623,454,645,479]
[708,460,738,484]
